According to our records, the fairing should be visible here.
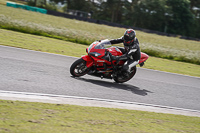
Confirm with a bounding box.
[85,40,124,68]
[84,39,148,69]
[139,52,149,64]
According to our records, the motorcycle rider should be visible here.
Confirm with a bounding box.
[109,29,141,73]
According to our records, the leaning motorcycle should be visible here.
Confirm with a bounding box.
[70,39,148,83]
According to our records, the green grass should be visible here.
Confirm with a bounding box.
[0,100,200,133]
[0,29,88,57]
[0,28,200,77]
[0,5,200,65]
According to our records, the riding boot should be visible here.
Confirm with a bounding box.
[128,60,139,72]
[123,60,139,73]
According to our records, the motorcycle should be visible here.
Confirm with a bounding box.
[70,39,149,83]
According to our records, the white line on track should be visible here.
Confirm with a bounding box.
[0,90,200,117]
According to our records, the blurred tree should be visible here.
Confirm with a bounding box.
[190,0,200,38]
[190,0,200,18]
[44,0,199,38]
[166,0,195,36]
[190,0,200,9]
[128,0,167,32]
[94,0,124,23]
[28,0,47,7]
[50,0,65,4]
[63,0,97,18]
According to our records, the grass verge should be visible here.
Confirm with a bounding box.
[0,100,200,133]
[0,28,200,77]
[0,5,200,65]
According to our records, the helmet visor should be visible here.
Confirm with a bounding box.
[124,35,132,41]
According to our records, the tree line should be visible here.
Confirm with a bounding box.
[31,0,200,38]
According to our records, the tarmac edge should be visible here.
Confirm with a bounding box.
[0,90,200,117]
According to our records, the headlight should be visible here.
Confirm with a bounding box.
[89,52,101,57]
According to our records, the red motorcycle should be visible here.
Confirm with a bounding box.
[70,39,148,83]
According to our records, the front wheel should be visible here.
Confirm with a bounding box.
[70,58,90,77]
[114,66,137,83]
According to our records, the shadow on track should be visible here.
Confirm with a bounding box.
[71,76,152,96]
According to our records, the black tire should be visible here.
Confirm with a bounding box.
[114,66,137,83]
[70,58,90,77]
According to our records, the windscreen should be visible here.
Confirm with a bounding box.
[94,39,111,49]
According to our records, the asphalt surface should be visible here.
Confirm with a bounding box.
[1,45,200,111]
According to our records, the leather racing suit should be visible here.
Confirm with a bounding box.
[109,36,141,72]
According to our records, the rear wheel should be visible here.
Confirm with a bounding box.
[70,58,90,77]
[114,66,136,83]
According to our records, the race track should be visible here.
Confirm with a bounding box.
[1,45,200,111]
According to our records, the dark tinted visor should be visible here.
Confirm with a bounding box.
[124,35,132,41]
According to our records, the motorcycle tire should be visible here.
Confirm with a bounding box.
[114,66,137,83]
[70,58,90,77]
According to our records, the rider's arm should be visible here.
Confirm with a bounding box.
[110,36,123,44]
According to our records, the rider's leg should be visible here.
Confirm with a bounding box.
[123,48,141,72]
[123,59,139,72]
